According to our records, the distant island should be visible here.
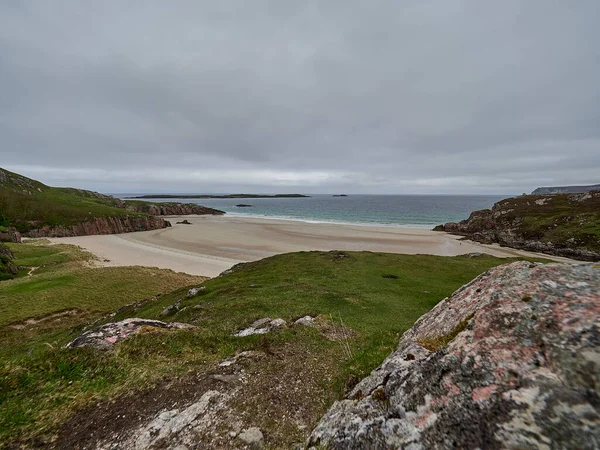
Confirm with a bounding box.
[531,184,600,195]
[126,194,310,199]
[332,194,348,197]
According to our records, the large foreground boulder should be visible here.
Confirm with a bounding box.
[308,262,600,449]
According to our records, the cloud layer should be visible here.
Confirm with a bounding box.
[2,1,599,193]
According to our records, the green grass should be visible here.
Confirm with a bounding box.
[0,168,144,233]
[494,193,600,252]
[0,241,543,446]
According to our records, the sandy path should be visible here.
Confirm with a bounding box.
[49,215,577,277]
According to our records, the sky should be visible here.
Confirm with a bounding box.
[1,1,599,195]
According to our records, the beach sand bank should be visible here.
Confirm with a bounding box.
[48,215,576,277]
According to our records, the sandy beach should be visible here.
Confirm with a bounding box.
[49,215,576,277]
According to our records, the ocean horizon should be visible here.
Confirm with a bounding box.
[114,194,511,229]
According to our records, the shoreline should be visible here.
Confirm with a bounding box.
[48,215,579,277]
[221,211,436,229]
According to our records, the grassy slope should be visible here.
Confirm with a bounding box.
[0,168,143,233]
[0,241,207,444]
[495,193,600,251]
[0,242,543,445]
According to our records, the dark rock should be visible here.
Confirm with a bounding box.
[0,244,18,275]
[235,204,253,207]
[0,230,22,243]
[23,216,170,238]
[176,219,192,225]
[308,261,600,449]
[160,300,182,316]
[66,318,194,350]
[431,225,444,232]
[127,203,225,216]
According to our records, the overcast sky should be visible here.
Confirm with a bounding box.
[1,1,599,194]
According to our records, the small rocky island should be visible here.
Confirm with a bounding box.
[127,193,310,199]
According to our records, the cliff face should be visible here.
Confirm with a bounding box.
[309,262,600,449]
[437,191,600,261]
[123,202,225,216]
[532,184,600,194]
[23,216,171,238]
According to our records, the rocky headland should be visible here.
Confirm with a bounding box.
[0,168,224,238]
[22,215,172,238]
[121,201,224,216]
[532,184,600,195]
[435,191,600,261]
[308,261,600,449]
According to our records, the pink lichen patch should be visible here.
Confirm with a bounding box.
[472,385,497,402]
[412,409,436,430]
[441,376,461,396]
[104,336,118,343]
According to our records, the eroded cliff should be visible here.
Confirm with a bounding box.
[436,191,600,261]
[23,215,171,238]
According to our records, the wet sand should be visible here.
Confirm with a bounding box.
[49,215,576,277]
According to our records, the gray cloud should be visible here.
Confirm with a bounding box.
[1,0,599,194]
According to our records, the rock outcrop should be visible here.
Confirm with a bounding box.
[0,229,21,243]
[0,243,18,276]
[67,318,194,351]
[23,215,171,238]
[308,261,600,449]
[436,191,600,261]
[234,317,287,337]
[125,202,224,216]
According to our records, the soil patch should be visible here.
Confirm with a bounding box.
[53,340,339,449]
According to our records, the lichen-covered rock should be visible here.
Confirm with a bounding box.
[95,390,228,450]
[435,191,600,261]
[187,286,205,297]
[294,316,316,327]
[66,318,194,350]
[234,318,287,337]
[238,427,264,446]
[308,262,600,449]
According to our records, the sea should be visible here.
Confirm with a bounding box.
[115,194,511,229]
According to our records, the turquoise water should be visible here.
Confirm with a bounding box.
[119,194,509,228]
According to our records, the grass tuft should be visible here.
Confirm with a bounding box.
[417,313,475,351]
